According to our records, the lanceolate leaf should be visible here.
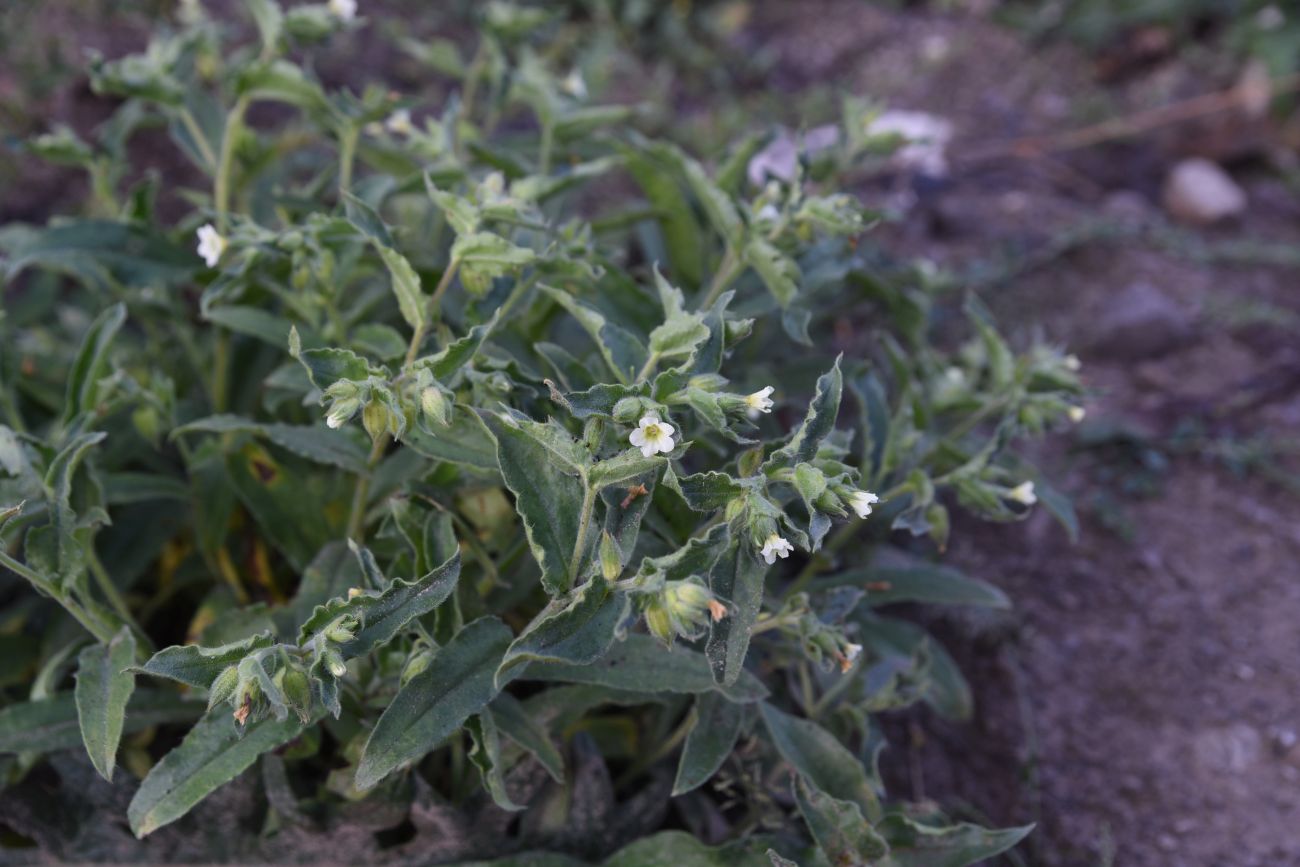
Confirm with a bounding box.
[62,302,127,426]
[488,414,591,594]
[519,634,767,703]
[138,632,276,690]
[355,616,512,789]
[74,626,137,782]
[174,415,370,475]
[375,244,427,332]
[705,535,766,687]
[0,690,202,754]
[767,357,843,469]
[541,286,646,385]
[794,777,888,865]
[877,814,1034,867]
[128,711,307,837]
[403,406,500,471]
[466,709,525,811]
[299,551,462,656]
[672,692,745,795]
[490,692,565,783]
[496,578,628,687]
[759,702,881,822]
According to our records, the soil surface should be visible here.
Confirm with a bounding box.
[5,3,1300,866]
[742,3,1300,866]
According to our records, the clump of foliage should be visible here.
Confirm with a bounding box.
[0,1,1083,863]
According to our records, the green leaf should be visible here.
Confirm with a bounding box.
[767,357,843,468]
[402,406,500,471]
[138,632,276,690]
[355,616,511,789]
[519,634,768,703]
[224,442,347,570]
[244,0,284,54]
[647,269,709,361]
[587,449,669,490]
[452,232,536,296]
[375,244,426,333]
[666,469,751,512]
[496,578,628,687]
[672,692,744,795]
[488,413,591,594]
[877,814,1033,867]
[0,690,202,754]
[744,238,800,308]
[490,692,564,783]
[74,627,137,782]
[235,60,330,113]
[856,614,972,722]
[794,777,888,865]
[602,830,789,867]
[621,146,705,289]
[415,313,500,381]
[342,191,394,247]
[289,329,382,391]
[467,709,525,811]
[299,551,461,655]
[759,702,880,821]
[847,562,1010,609]
[3,220,194,292]
[203,305,295,348]
[705,536,766,687]
[62,302,126,426]
[541,286,647,385]
[128,711,306,837]
[37,430,106,590]
[174,415,370,474]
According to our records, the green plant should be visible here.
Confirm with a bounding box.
[0,1,1083,863]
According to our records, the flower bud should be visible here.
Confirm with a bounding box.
[401,648,434,686]
[207,665,239,711]
[325,616,357,644]
[612,397,644,423]
[323,648,348,679]
[362,401,389,441]
[419,385,453,427]
[643,600,674,646]
[598,531,622,582]
[280,666,312,723]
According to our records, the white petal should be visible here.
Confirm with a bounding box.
[638,442,657,459]
[629,428,647,447]
[655,436,675,454]
[656,421,674,437]
[638,414,660,427]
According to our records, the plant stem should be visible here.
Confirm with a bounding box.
[635,351,660,383]
[697,247,742,311]
[402,257,461,370]
[338,124,359,197]
[86,545,144,639]
[215,95,250,231]
[538,121,554,176]
[178,107,219,171]
[346,434,388,543]
[0,550,116,643]
[567,485,597,589]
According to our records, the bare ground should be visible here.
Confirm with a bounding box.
[743,3,1300,865]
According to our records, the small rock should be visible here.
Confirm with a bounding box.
[1162,158,1247,225]
[1089,281,1196,360]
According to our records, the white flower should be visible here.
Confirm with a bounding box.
[844,642,863,664]
[1068,405,1086,423]
[196,224,227,268]
[628,414,675,458]
[865,109,954,177]
[1007,481,1037,506]
[847,490,879,519]
[1064,354,1082,372]
[760,533,793,565]
[385,108,414,136]
[327,0,357,20]
[561,69,587,100]
[745,386,775,419]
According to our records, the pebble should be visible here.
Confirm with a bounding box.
[1089,281,1196,360]
[1162,158,1247,225]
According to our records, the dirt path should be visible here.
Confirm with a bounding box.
[744,4,1300,865]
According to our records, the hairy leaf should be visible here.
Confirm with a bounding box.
[74,626,137,782]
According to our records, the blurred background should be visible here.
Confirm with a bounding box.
[4,1,1300,865]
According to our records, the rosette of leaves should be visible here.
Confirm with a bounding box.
[0,1,1083,863]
